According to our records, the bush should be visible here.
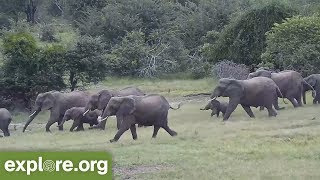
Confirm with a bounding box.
[65,35,107,90]
[40,24,57,42]
[262,15,320,76]
[202,3,295,65]
[1,32,66,109]
[212,60,249,80]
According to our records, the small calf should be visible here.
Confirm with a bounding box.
[200,99,228,118]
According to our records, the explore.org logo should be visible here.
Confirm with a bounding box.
[0,152,112,180]
[4,157,108,175]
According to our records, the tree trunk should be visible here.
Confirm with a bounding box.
[25,0,37,23]
[69,72,77,91]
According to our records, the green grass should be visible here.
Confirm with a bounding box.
[2,78,320,179]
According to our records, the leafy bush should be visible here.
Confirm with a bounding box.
[262,15,320,76]
[1,32,66,109]
[212,60,249,80]
[202,3,295,65]
[65,35,107,90]
[40,24,57,42]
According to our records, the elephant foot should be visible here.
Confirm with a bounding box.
[171,131,178,136]
[276,107,285,110]
[110,139,117,143]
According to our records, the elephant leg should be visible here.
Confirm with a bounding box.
[130,124,137,140]
[273,97,285,110]
[295,93,303,107]
[70,121,78,132]
[210,111,215,117]
[3,127,10,137]
[162,124,177,136]
[217,110,220,117]
[110,127,130,143]
[223,98,239,121]
[116,117,121,130]
[266,106,277,117]
[58,114,64,131]
[152,126,161,138]
[288,97,299,108]
[259,106,264,111]
[45,120,56,132]
[241,105,255,118]
[75,123,85,131]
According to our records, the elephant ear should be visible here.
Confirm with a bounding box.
[211,99,220,107]
[42,93,55,110]
[97,90,113,110]
[118,98,136,116]
[224,80,244,98]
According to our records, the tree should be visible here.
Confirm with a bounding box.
[1,32,65,108]
[262,15,320,76]
[65,35,107,91]
[202,3,295,66]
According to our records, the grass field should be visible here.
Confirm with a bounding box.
[1,78,320,179]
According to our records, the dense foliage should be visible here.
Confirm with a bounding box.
[262,16,320,76]
[0,0,319,110]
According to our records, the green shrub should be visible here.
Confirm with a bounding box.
[262,15,320,76]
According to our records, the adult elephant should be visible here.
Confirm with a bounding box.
[0,108,12,137]
[83,87,145,130]
[303,74,320,104]
[100,94,179,142]
[22,91,90,132]
[210,77,286,121]
[248,70,315,107]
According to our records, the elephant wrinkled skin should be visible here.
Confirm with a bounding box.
[84,87,145,130]
[22,91,90,132]
[200,99,228,118]
[58,107,101,132]
[303,74,320,104]
[211,77,286,121]
[100,94,180,143]
[0,108,12,137]
[248,70,316,107]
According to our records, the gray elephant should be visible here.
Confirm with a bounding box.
[84,87,145,130]
[211,77,286,121]
[99,94,180,142]
[22,91,90,132]
[0,108,12,137]
[303,74,320,104]
[58,107,101,132]
[200,99,228,117]
[248,70,315,107]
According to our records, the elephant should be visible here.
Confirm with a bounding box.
[200,99,228,118]
[99,94,180,142]
[248,70,316,107]
[303,74,320,104]
[22,91,90,133]
[58,107,101,132]
[0,108,12,137]
[210,77,286,121]
[83,87,145,130]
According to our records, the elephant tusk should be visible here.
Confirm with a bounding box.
[101,116,109,121]
[208,97,217,102]
[83,109,90,116]
[29,111,37,117]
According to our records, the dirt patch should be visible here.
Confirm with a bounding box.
[113,164,174,179]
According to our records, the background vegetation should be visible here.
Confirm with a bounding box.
[0,0,320,110]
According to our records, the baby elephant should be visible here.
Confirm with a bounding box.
[201,99,228,118]
[58,107,101,132]
[0,108,12,137]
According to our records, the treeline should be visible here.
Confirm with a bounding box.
[0,0,320,110]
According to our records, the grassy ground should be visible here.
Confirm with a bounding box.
[2,78,320,179]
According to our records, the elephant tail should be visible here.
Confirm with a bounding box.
[276,87,288,104]
[170,102,182,110]
[302,80,316,99]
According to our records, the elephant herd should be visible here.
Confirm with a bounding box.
[0,69,319,142]
[202,69,318,121]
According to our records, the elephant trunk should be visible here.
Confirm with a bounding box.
[101,116,109,122]
[57,117,68,128]
[22,108,41,132]
[302,88,307,104]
